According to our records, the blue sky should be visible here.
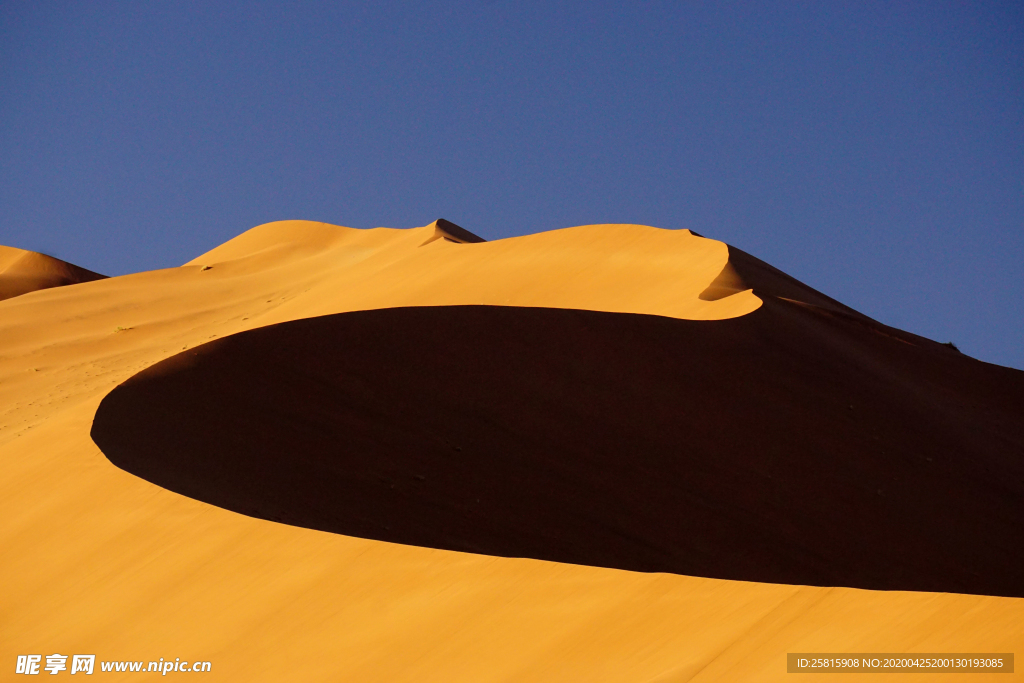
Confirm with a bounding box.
[2,1,1021,369]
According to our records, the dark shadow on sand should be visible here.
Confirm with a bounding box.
[92,302,1024,597]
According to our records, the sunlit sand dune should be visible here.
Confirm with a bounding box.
[0,245,106,301]
[1,221,1021,681]
[182,219,761,321]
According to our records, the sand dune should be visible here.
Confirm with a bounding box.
[0,245,106,301]
[181,219,761,321]
[2,221,1021,681]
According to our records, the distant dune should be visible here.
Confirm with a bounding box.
[0,245,106,301]
[3,220,1021,681]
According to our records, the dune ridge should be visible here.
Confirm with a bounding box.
[1,221,1021,681]
[182,219,761,321]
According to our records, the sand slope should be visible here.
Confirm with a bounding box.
[1,221,1021,681]
[0,245,106,301]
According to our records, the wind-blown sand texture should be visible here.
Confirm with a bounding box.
[2,221,1022,681]
[0,245,106,301]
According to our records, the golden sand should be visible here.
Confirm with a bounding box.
[1,222,1019,681]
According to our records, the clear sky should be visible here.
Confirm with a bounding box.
[2,2,1021,369]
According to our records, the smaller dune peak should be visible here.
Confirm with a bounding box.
[431,219,486,244]
[0,245,106,302]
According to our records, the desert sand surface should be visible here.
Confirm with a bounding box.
[0,245,106,302]
[2,220,1021,681]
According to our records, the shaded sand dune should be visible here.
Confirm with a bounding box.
[3,221,1022,681]
[0,245,106,301]
[93,301,1024,597]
